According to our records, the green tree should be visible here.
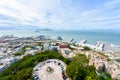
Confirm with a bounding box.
[12,68,33,80]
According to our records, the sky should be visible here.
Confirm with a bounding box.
[0,0,120,30]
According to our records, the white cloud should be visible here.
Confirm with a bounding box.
[105,0,120,9]
[0,0,65,29]
[0,0,120,30]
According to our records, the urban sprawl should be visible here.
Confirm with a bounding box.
[0,35,120,80]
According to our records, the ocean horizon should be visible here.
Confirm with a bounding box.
[0,29,120,46]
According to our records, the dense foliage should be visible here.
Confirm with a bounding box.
[0,51,70,80]
[66,54,111,80]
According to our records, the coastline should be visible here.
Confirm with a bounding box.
[0,29,120,46]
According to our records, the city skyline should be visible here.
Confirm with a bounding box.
[0,0,120,30]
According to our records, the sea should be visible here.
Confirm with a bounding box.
[0,30,120,46]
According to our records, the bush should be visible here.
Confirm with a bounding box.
[14,52,23,56]
[83,46,91,51]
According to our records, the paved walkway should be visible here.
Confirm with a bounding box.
[32,59,68,80]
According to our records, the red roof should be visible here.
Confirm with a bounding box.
[59,44,68,48]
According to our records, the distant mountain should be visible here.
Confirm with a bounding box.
[37,29,53,31]
[0,26,53,31]
[0,27,17,30]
